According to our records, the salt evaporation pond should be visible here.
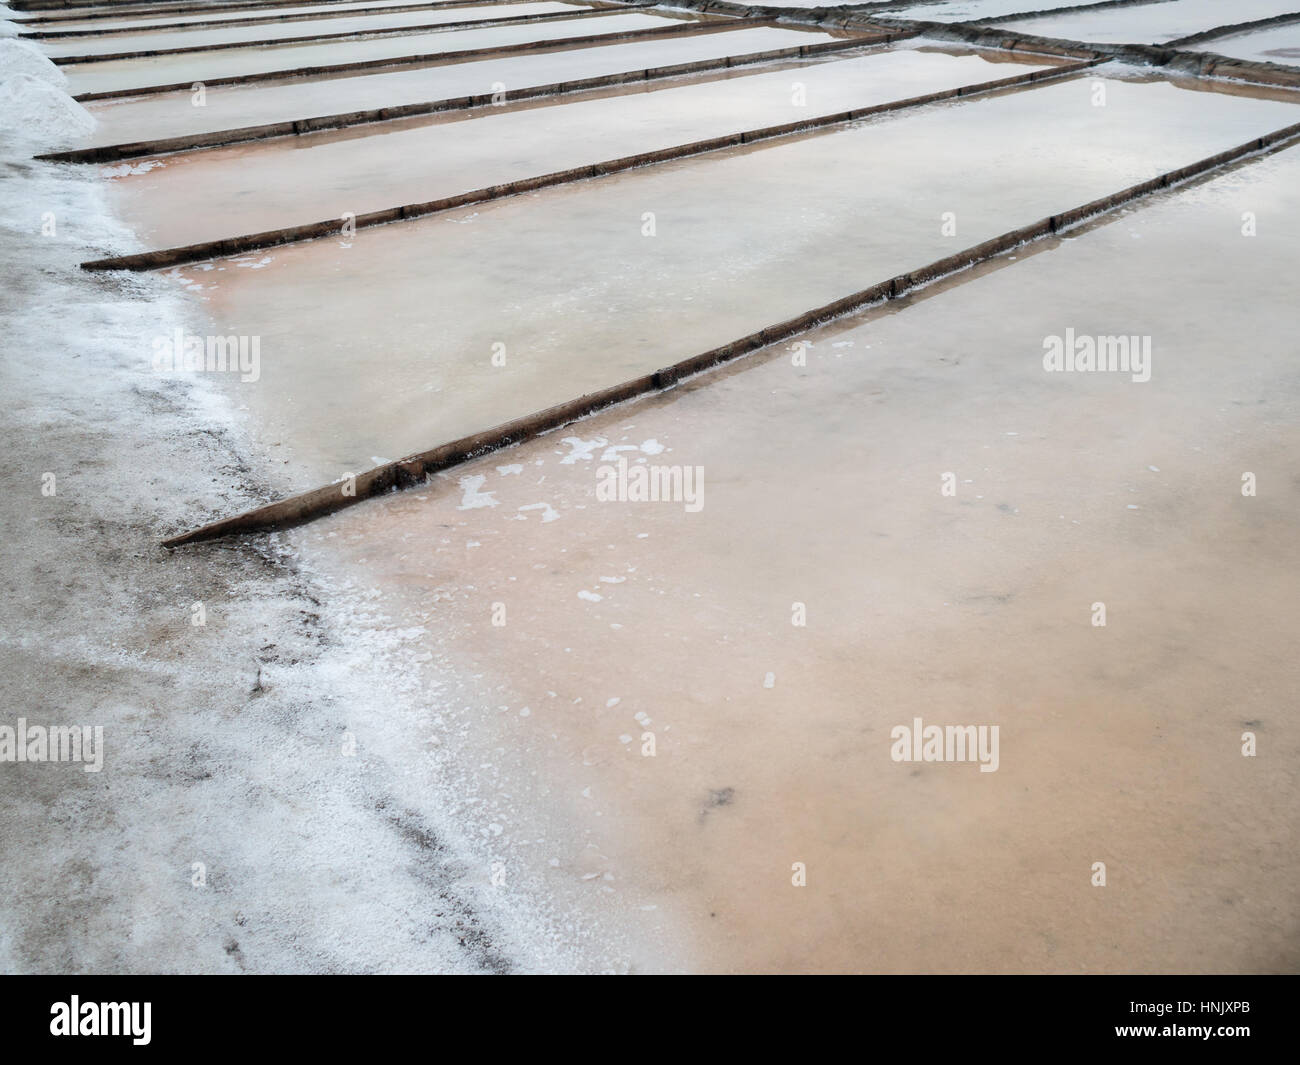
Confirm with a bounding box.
[63,9,696,95]
[171,74,1300,490]
[286,135,1300,973]
[1001,0,1300,45]
[875,0,1133,24]
[75,24,848,145]
[107,44,1060,248]
[1187,21,1300,65]
[26,0,559,33]
[13,0,1300,976]
[40,3,597,59]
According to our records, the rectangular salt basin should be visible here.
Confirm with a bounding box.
[167,75,1300,489]
[876,0,1117,24]
[1001,0,1300,45]
[293,137,1300,973]
[39,3,596,59]
[1188,21,1300,64]
[63,10,691,95]
[107,45,1058,248]
[24,0,526,33]
[74,26,849,146]
[745,0,1107,8]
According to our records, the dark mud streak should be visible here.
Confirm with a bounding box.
[373,800,514,973]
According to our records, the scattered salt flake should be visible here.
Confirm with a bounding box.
[559,436,606,464]
[456,474,498,510]
[763,672,775,688]
[1127,504,1140,510]
[518,501,558,522]
[599,576,625,584]
[518,707,530,717]
[606,697,620,708]
[578,590,602,602]
[497,464,523,476]
[618,735,633,744]
[102,160,162,178]
[1147,465,1160,472]
[640,439,665,455]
